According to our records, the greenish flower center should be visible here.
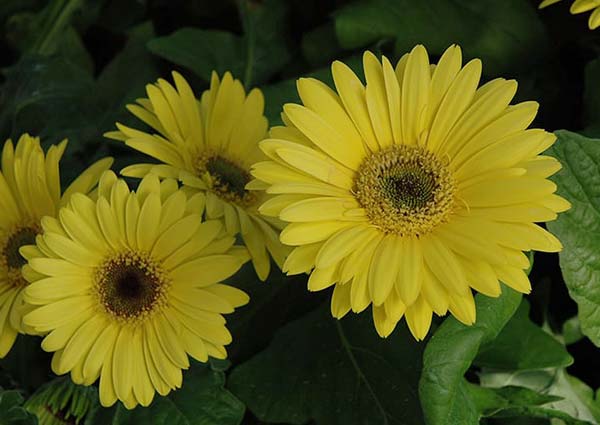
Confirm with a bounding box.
[380,167,438,210]
[354,145,456,236]
[206,156,251,199]
[194,153,257,207]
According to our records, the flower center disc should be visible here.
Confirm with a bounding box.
[95,252,168,320]
[354,145,456,236]
[196,154,256,206]
[1,225,39,287]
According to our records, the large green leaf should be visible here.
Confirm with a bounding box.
[86,362,244,425]
[224,263,323,364]
[475,300,573,370]
[419,287,522,425]
[228,304,425,425]
[147,0,290,86]
[147,29,244,82]
[0,54,97,145]
[546,130,600,347]
[334,0,548,75]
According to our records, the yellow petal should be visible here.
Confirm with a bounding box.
[368,235,401,306]
[280,221,355,245]
[401,45,431,146]
[364,51,394,148]
[331,60,379,151]
[405,296,432,340]
[395,237,423,306]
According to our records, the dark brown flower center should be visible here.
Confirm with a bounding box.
[4,226,38,269]
[95,252,168,320]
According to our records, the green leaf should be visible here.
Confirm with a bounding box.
[0,53,99,186]
[228,304,425,425]
[563,316,585,346]
[546,130,600,347]
[301,23,341,67]
[86,362,244,425]
[147,28,244,81]
[475,300,573,370]
[24,377,99,424]
[224,263,323,364]
[469,384,563,415]
[147,0,290,86]
[334,0,548,75]
[472,385,592,424]
[419,287,522,425]
[237,0,291,87]
[479,369,599,424]
[0,390,37,425]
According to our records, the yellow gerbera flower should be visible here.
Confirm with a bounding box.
[22,171,250,409]
[539,0,600,29]
[252,45,570,340]
[105,71,289,281]
[0,133,112,357]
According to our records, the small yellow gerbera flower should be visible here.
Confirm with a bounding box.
[539,0,600,29]
[0,134,112,357]
[252,45,570,340]
[105,71,289,281]
[22,171,250,409]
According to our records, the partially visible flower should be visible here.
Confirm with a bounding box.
[105,71,289,281]
[22,171,250,409]
[24,377,97,425]
[252,45,570,340]
[539,0,600,30]
[0,134,112,357]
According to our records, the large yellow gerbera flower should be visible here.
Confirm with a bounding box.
[0,133,112,357]
[252,45,570,340]
[22,171,251,409]
[539,0,600,29]
[105,71,289,281]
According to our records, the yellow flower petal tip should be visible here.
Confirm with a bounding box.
[254,44,570,340]
[539,0,600,29]
[106,71,291,281]
[22,171,251,409]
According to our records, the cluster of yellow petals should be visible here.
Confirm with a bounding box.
[0,41,572,411]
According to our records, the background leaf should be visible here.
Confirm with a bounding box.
[228,304,425,425]
[147,0,290,86]
[479,369,599,424]
[475,300,573,370]
[0,390,37,425]
[334,0,548,75]
[419,287,522,425]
